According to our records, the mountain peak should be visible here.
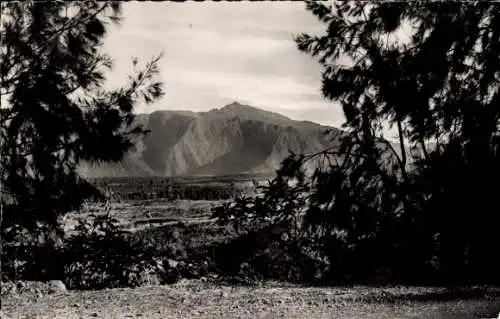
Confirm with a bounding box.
[214,101,292,124]
[225,101,244,107]
[79,102,338,178]
[221,101,250,111]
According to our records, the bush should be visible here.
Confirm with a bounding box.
[210,165,329,283]
[2,202,178,289]
[63,212,156,289]
[211,225,326,283]
[1,221,66,282]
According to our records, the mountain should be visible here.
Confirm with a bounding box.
[78,102,342,178]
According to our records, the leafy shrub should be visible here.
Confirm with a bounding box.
[2,203,176,289]
[62,211,161,289]
[1,221,66,282]
[211,158,329,283]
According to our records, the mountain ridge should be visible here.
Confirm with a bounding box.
[78,102,341,178]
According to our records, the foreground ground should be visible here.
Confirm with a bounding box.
[2,280,499,319]
[6,181,499,318]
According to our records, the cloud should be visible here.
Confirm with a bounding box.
[102,2,344,125]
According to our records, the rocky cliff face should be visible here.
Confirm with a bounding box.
[78,102,340,178]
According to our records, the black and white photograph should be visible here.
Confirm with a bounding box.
[1,0,499,318]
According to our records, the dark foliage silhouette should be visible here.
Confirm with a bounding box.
[62,211,162,289]
[215,1,500,285]
[1,2,163,282]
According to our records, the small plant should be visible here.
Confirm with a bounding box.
[63,204,157,289]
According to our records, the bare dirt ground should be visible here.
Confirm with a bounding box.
[2,280,499,319]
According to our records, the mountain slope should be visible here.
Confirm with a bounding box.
[78,102,340,178]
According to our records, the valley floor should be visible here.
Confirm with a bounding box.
[2,280,499,319]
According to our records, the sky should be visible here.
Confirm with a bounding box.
[102,1,346,128]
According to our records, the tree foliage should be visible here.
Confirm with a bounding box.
[0,2,164,232]
[217,1,499,284]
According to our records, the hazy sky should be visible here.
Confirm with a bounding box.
[103,1,346,127]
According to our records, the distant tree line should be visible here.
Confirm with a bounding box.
[91,178,245,201]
